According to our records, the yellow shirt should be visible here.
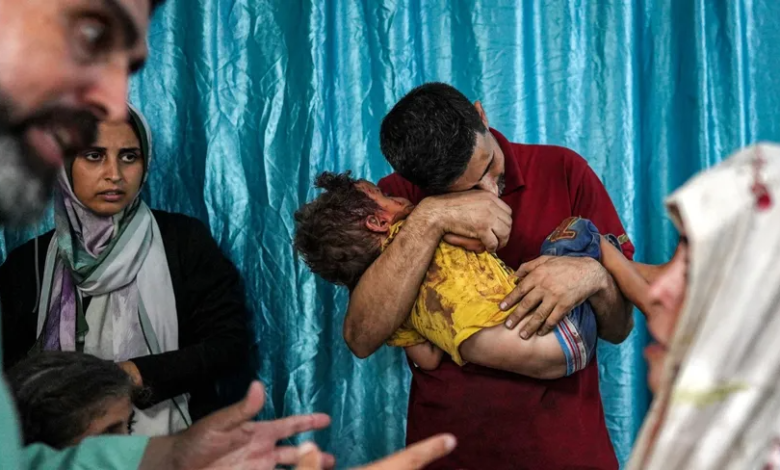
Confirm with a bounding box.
[385,222,516,365]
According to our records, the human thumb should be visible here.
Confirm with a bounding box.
[295,442,324,470]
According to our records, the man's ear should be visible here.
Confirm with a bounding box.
[366,214,390,233]
[474,100,489,129]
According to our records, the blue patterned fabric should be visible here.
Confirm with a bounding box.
[542,217,601,376]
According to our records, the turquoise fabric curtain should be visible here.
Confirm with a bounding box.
[3,0,780,467]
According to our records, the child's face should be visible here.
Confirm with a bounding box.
[357,181,414,227]
[69,395,134,446]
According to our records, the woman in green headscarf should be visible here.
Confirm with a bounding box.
[0,103,249,436]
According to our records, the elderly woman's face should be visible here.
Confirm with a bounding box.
[71,120,144,217]
[645,239,689,393]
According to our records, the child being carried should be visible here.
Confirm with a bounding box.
[294,172,620,378]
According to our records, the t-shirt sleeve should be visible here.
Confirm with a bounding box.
[22,435,149,470]
[566,150,635,261]
[377,174,425,205]
[386,319,428,348]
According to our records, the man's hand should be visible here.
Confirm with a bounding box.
[343,189,512,358]
[295,434,457,470]
[417,190,512,253]
[140,381,334,470]
[501,256,607,339]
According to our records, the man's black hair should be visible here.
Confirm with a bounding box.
[379,82,486,194]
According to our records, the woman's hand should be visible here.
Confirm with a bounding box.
[139,381,334,470]
[118,361,143,386]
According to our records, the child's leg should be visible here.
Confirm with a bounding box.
[405,341,444,370]
[459,314,568,379]
[458,217,604,379]
[459,289,598,379]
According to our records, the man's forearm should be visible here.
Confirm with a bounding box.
[589,269,634,344]
[344,208,443,358]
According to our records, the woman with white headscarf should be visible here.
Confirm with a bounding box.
[600,143,780,469]
[0,104,249,436]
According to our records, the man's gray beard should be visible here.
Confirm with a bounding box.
[0,128,52,226]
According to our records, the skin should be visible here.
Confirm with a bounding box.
[0,1,458,468]
[356,181,415,231]
[139,381,335,470]
[72,120,145,384]
[598,233,687,393]
[69,396,135,445]
[344,192,512,361]
[0,0,149,166]
[357,183,449,370]
[72,120,144,217]
[360,181,568,378]
[644,239,687,393]
[0,2,342,469]
[344,100,631,359]
[443,105,507,197]
[0,0,151,225]
[599,231,686,458]
[452,104,632,344]
[294,434,457,470]
[599,236,678,318]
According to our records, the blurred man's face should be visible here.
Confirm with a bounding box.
[0,0,150,224]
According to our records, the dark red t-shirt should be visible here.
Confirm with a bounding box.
[378,129,635,470]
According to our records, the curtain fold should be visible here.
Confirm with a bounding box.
[2,1,780,467]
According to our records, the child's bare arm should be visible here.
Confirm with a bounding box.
[632,261,668,285]
[600,236,656,316]
[405,342,444,370]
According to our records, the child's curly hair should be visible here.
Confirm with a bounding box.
[294,172,385,289]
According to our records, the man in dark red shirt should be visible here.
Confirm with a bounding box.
[344,83,635,469]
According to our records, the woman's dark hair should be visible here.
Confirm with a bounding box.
[380,82,487,194]
[294,171,384,290]
[7,351,145,448]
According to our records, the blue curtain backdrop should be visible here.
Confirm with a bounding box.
[2,0,780,467]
